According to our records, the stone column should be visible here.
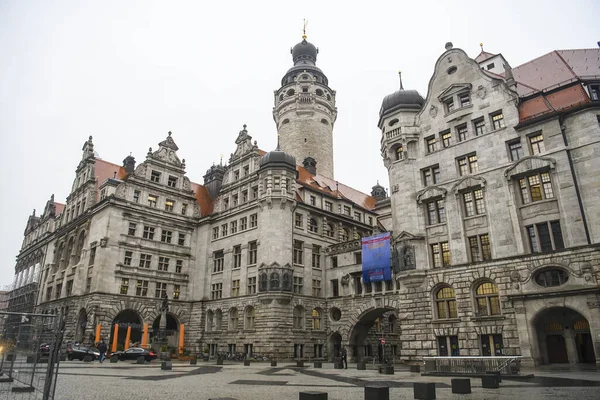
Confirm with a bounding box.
[514,302,536,367]
[563,330,579,364]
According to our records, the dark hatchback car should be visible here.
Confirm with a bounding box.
[66,345,100,361]
[112,347,157,362]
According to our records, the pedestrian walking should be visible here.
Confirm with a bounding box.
[341,348,348,369]
[98,340,107,363]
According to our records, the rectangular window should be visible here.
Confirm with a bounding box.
[161,230,172,243]
[212,227,219,240]
[167,176,177,188]
[133,190,140,203]
[248,241,257,265]
[120,278,129,295]
[128,222,137,236]
[527,220,565,253]
[178,232,185,246]
[293,240,304,264]
[354,211,362,222]
[181,203,188,215]
[65,280,73,296]
[88,245,96,266]
[426,136,436,153]
[331,279,339,297]
[456,124,467,142]
[143,226,155,240]
[223,198,229,209]
[213,250,224,272]
[233,245,242,268]
[481,334,504,356]
[231,280,240,297]
[55,283,62,299]
[243,165,249,176]
[251,186,258,199]
[445,98,455,113]
[529,133,545,155]
[242,190,248,203]
[124,251,133,266]
[295,213,303,228]
[293,276,303,294]
[250,213,258,228]
[508,140,524,161]
[462,188,485,217]
[422,165,440,186]
[158,257,170,271]
[247,277,257,294]
[457,154,478,176]
[232,194,238,207]
[165,199,175,212]
[150,171,161,183]
[312,245,321,268]
[473,118,485,136]
[354,252,362,264]
[459,93,471,108]
[221,224,228,236]
[325,201,332,212]
[139,254,152,268]
[491,112,505,130]
[136,280,148,296]
[230,220,237,234]
[426,199,446,225]
[469,234,491,262]
[234,170,240,180]
[312,279,321,296]
[519,172,554,204]
[85,277,91,293]
[343,206,351,216]
[173,285,180,300]
[331,256,338,268]
[175,259,183,273]
[46,286,53,301]
[240,217,248,230]
[310,195,316,206]
[154,282,167,298]
[354,274,362,295]
[438,336,460,357]
[147,195,158,208]
[440,130,451,148]
[431,242,450,267]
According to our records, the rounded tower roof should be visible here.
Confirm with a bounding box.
[291,38,318,66]
[260,143,297,170]
[380,72,424,117]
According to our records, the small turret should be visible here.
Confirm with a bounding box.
[203,164,226,199]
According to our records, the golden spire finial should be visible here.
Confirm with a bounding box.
[480,42,484,51]
[302,19,308,40]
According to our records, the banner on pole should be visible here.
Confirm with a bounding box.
[361,232,392,283]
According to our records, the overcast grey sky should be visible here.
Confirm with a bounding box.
[1,0,598,287]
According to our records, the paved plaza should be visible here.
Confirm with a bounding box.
[37,361,599,400]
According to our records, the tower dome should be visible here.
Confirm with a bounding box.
[291,38,318,66]
[260,146,297,170]
[380,72,424,117]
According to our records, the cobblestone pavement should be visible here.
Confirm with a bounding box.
[37,361,600,400]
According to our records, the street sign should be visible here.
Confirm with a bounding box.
[381,337,385,345]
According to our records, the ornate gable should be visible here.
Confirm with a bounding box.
[147,132,184,169]
[451,175,486,194]
[437,83,472,101]
[232,124,257,160]
[416,186,447,204]
[504,155,556,179]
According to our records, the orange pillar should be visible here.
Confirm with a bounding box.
[124,326,131,350]
[141,323,149,348]
[179,324,185,355]
[95,324,101,344]
[111,324,119,353]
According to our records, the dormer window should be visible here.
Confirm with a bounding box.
[167,176,177,188]
[445,98,455,113]
[487,62,495,70]
[151,171,161,183]
[589,83,599,101]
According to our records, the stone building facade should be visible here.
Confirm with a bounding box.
[10,37,600,366]
[377,43,600,366]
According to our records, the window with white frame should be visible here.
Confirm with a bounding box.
[518,171,554,204]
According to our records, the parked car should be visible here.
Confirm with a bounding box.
[113,347,157,362]
[38,343,52,357]
[66,345,100,361]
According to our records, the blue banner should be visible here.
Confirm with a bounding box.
[361,232,392,283]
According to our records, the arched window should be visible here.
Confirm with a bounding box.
[320,119,328,125]
[54,242,64,264]
[281,119,290,127]
[286,89,295,96]
[388,118,399,127]
[340,228,349,242]
[316,89,324,96]
[308,218,318,233]
[311,309,321,330]
[475,282,501,316]
[245,306,255,330]
[394,144,404,161]
[354,231,362,240]
[214,309,222,330]
[65,237,75,267]
[282,272,292,291]
[325,223,335,238]
[74,231,86,264]
[229,308,238,331]
[435,287,457,319]
[389,314,397,333]
[326,94,331,101]
[259,272,268,292]
[206,310,213,332]
[270,272,280,290]
[279,94,284,101]
[293,306,304,329]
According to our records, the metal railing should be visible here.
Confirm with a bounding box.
[423,356,522,375]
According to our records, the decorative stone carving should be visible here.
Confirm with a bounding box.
[133,163,147,178]
[392,184,399,193]
[183,176,191,191]
[340,274,350,286]
[115,183,127,199]
[476,85,487,99]
[416,186,447,204]
[514,307,526,314]
[504,155,556,180]
[429,105,438,118]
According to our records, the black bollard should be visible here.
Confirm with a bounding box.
[482,375,499,389]
[413,382,436,400]
[299,391,328,400]
[313,361,322,368]
[271,360,278,367]
[451,378,471,394]
[136,356,145,364]
[365,386,389,400]
[161,361,172,370]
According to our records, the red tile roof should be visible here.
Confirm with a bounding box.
[95,159,127,183]
[190,182,214,217]
[55,203,65,216]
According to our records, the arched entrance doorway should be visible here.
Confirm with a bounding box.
[110,310,143,350]
[75,308,88,344]
[534,307,596,364]
[348,307,398,363]
[151,313,179,348]
[329,332,342,361]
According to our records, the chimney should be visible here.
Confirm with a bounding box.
[203,164,226,199]
[123,155,136,174]
[303,157,317,176]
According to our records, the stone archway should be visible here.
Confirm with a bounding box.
[151,313,179,349]
[347,306,397,363]
[533,306,596,365]
[110,309,143,350]
[329,332,342,361]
